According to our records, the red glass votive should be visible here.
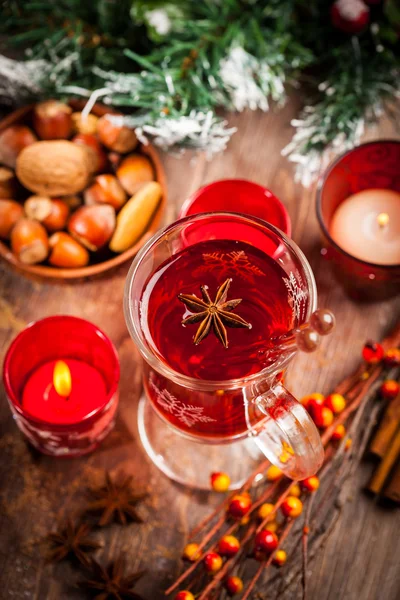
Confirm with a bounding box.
[3,316,120,456]
[179,179,291,236]
[316,140,400,300]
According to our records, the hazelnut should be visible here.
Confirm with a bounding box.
[84,174,127,210]
[71,112,98,135]
[72,133,107,172]
[10,218,49,264]
[24,196,70,232]
[49,232,89,268]
[33,100,72,140]
[0,167,18,199]
[0,199,24,239]
[68,204,116,251]
[0,125,37,168]
[116,154,154,196]
[97,115,138,153]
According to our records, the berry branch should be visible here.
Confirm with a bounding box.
[167,321,400,600]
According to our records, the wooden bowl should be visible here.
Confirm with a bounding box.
[0,100,167,280]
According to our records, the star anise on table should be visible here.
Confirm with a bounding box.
[84,473,147,527]
[78,557,146,600]
[178,277,252,348]
[45,519,102,568]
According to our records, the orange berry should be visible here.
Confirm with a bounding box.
[311,405,334,429]
[225,575,243,595]
[300,393,324,410]
[300,392,324,408]
[228,494,252,519]
[257,503,275,521]
[384,348,400,366]
[182,543,200,562]
[175,592,195,600]
[301,475,320,492]
[266,465,283,481]
[380,380,399,400]
[281,496,303,518]
[273,549,287,567]
[203,552,223,573]
[218,535,240,557]
[331,423,346,441]
[264,520,278,533]
[324,393,346,414]
[289,483,301,497]
[210,472,231,492]
[345,438,352,451]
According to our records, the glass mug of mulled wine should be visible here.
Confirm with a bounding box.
[125,213,334,489]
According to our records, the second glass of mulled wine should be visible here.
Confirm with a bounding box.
[125,213,324,489]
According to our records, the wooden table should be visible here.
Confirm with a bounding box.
[1,101,399,600]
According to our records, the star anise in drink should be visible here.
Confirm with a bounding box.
[178,278,251,348]
[84,473,147,527]
[78,557,146,600]
[45,519,101,568]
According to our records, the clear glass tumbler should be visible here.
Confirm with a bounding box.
[125,213,324,489]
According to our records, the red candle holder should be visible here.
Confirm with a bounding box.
[179,179,291,236]
[316,140,400,300]
[3,316,120,456]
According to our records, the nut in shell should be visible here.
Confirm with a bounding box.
[16,140,92,196]
[10,218,49,264]
[0,125,37,168]
[49,232,89,268]
[0,199,24,239]
[84,174,127,210]
[97,114,138,153]
[116,154,154,196]
[0,167,18,198]
[68,204,116,251]
[71,112,98,135]
[33,100,72,140]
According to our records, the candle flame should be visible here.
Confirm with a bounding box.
[377,212,389,228]
[53,360,72,397]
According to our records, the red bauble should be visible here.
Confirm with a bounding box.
[331,0,370,34]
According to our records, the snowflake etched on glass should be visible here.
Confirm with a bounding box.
[149,376,216,428]
[194,250,265,285]
[283,272,308,322]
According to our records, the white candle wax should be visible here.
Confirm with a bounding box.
[330,189,400,265]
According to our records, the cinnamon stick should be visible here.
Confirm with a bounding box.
[369,393,400,458]
[368,427,400,494]
[383,459,400,504]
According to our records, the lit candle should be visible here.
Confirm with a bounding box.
[330,189,400,265]
[22,359,108,424]
[3,316,120,456]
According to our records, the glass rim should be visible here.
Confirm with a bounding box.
[316,139,400,270]
[2,315,120,429]
[124,211,318,391]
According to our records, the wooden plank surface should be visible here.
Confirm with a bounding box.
[1,99,399,600]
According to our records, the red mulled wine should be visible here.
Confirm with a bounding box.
[140,239,299,438]
[143,239,294,379]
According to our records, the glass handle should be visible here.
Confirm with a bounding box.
[253,382,324,480]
